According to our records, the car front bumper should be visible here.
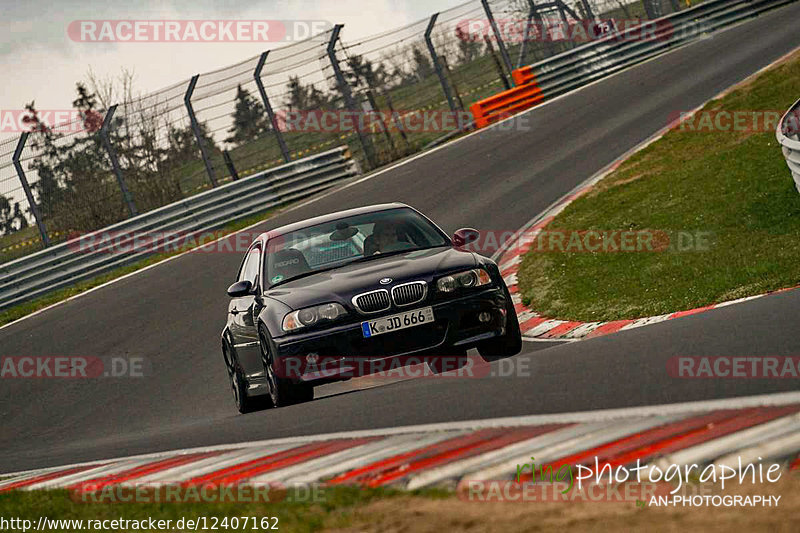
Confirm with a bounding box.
[271,287,509,382]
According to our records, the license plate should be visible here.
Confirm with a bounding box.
[361,307,434,338]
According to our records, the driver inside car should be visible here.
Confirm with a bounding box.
[366,219,415,255]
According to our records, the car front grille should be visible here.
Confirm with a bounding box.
[353,289,391,314]
[391,281,427,307]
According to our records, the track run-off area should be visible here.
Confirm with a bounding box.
[2,3,800,473]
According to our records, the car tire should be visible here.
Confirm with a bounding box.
[478,287,522,361]
[224,341,271,414]
[259,324,315,407]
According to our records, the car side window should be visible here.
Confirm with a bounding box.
[238,245,262,285]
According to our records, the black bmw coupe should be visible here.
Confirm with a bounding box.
[221,203,521,413]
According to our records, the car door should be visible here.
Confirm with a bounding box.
[228,243,265,378]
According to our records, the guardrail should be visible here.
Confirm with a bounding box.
[777,97,800,193]
[517,0,796,106]
[0,147,360,311]
[469,81,544,128]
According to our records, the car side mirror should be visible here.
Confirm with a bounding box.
[452,228,480,247]
[227,280,253,297]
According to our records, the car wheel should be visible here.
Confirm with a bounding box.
[224,342,270,414]
[478,286,523,361]
[259,324,314,407]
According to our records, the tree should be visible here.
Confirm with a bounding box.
[410,46,434,81]
[455,26,483,65]
[0,196,13,235]
[345,54,388,91]
[22,102,67,222]
[285,76,334,110]
[225,85,269,146]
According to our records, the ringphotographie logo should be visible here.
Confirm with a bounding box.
[67,20,333,43]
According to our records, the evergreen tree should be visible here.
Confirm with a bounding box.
[346,54,388,91]
[411,46,434,81]
[455,26,483,65]
[225,85,269,146]
[285,76,333,110]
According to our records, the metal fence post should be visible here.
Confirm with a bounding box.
[223,150,240,181]
[517,2,535,68]
[579,0,595,20]
[327,24,377,169]
[254,51,291,163]
[481,0,513,79]
[12,132,49,247]
[184,75,219,187]
[484,35,511,90]
[424,13,458,113]
[99,105,137,217]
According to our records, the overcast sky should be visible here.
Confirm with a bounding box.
[0,0,468,136]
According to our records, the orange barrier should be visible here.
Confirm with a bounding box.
[469,69,542,129]
[511,66,537,86]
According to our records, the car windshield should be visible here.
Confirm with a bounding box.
[264,208,448,286]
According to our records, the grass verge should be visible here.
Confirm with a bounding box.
[517,49,800,322]
[0,207,281,328]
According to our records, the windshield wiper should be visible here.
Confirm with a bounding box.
[268,265,340,288]
[348,248,418,264]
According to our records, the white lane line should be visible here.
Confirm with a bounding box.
[652,412,800,471]
[132,446,296,486]
[563,322,602,339]
[0,467,71,490]
[503,273,518,286]
[6,392,800,480]
[404,423,610,490]
[525,319,566,337]
[251,432,460,485]
[466,415,684,483]
[25,457,155,490]
[620,314,672,330]
[714,431,800,471]
[499,256,522,272]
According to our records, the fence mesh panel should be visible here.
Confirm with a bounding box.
[0,0,699,263]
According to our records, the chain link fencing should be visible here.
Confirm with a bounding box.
[1,0,696,264]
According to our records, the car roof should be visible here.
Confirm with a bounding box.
[257,203,413,242]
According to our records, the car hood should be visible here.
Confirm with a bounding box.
[264,246,477,310]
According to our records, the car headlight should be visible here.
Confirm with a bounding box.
[282,302,346,331]
[436,269,492,293]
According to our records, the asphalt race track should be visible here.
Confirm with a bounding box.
[2,5,800,472]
